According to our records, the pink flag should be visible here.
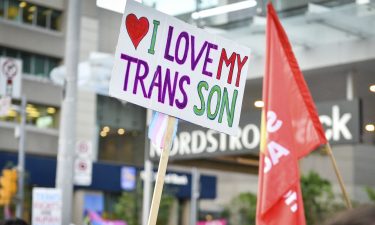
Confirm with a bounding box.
[88,211,127,225]
[197,219,227,225]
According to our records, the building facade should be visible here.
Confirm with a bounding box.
[0,0,374,224]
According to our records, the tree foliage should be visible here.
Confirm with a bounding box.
[156,194,175,225]
[365,186,375,203]
[114,192,139,225]
[113,187,175,225]
[224,192,257,225]
[301,171,345,225]
[223,172,345,225]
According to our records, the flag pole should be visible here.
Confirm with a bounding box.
[147,116,177,225]
[324,143,352,209]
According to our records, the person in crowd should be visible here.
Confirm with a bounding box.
[0,218,29,225]
[324,205,375,225]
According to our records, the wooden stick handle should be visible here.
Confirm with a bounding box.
[147,116,177,225]
[325,143,352,209]
[146,146,170,225]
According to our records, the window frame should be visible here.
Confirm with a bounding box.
[1,0,62,31]
[0,46,61,78]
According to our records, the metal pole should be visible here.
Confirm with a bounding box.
[55,1,81,224]
[142,160,153,225]
[142,109,153,225]
[16,95,26,218]
[346,71,355,101]
[190,167,200,225]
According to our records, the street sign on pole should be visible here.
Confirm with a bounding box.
[74,158,92,186]
[0,57,22,98]
[76,140,93,158]
[0,96,11,117]
[74,140,93,186]
[0,57,27,218]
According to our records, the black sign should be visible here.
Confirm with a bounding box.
[149,100,360,160]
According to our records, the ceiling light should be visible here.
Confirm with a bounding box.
[103,126,110,133]
[96,0,142,14]
[26,107,38,113]
[29,6,36,12]
[8,110,17,117]
[19,2,27,8]
[118,128,125,135]
[100,131,107,137]
[47,107,56,114]
[29,112,40,118]
[370,85,375,93]
[365,124,375,132]
[356,0,370,5]
[254,100,264,108]
[192,0,257,20]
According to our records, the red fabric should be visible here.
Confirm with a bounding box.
[256,3,327,225]
[265,3,327,158]
[257,178,306,225]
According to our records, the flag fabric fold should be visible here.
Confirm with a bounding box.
[256,3,327,225]
[148,111,179,150]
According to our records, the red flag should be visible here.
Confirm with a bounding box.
[256,3,327,225]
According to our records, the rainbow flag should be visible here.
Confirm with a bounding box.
[148,111,178,149]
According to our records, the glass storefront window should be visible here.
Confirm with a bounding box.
[5,48,18,58]
[50,10,61,31]
[0,0,5,18]
[1,0,62,31]
[0,102,60,129]
[34,55,46,77]
[97,95,146,165]
[0,46,61,78]
[20,51,32,74]
[36,6,48,28]
[98,126,145,165]
[21,2,36,25]
[7,0,20,21]
[48,58,59,75]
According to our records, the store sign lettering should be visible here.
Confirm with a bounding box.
[149,100,360,160]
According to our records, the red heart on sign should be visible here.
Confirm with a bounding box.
[125,13,149,49]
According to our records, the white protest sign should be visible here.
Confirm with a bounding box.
[32,188,62,225]
[109,0,251,136]
[0,96,11,117]
[0,57,22,98]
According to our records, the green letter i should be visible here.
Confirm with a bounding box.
[148,20,160,55]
